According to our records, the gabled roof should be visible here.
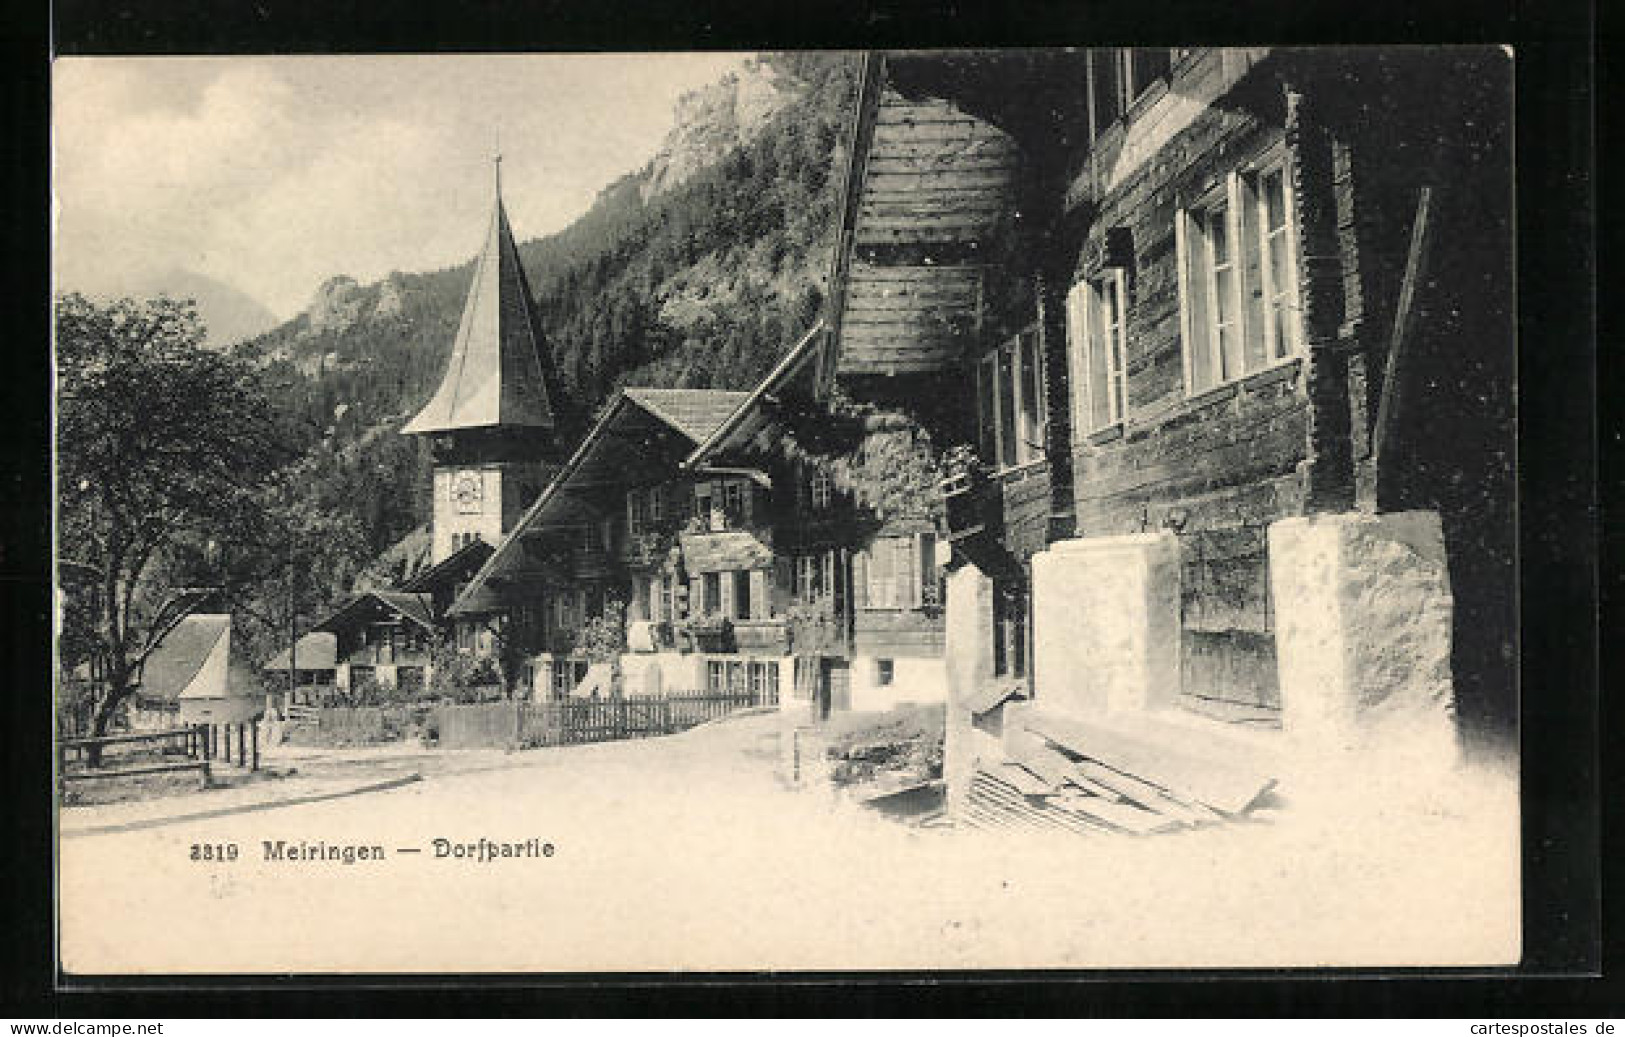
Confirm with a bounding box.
[138,614,229,701]
[262,631,338,672]
[139,614,258,702]
[623,388,753,444]
[401,177,560,434]
[682,321,826,470]
[312,590,438,635]
[448,385,756,618]
[399,537,494,593]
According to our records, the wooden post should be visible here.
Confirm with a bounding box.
[1372,186,1436,480]
[251,721,259,771]
[1284,81,1355,513]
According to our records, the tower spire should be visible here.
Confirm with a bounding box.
[401,150,562,437]
[493,127,502,198]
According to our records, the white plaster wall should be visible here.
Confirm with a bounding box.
[619,652,704,695]
[431,466,507,564]
[1030,531,1181,720]
[1269,510,1458,774]
[848,653,947,713]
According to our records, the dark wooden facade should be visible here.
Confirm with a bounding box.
[827,48,1514,738]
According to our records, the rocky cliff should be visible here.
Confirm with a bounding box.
[641,57,798,201]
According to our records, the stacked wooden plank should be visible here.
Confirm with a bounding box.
[962,713,1276,837]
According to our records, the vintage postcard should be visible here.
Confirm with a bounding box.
[53,48,1521,975]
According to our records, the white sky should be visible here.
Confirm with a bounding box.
[53,53,752,318]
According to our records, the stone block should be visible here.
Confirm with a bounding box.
[1269,510,1457,770]
[943,563,994,819]
[1031,531,1181,719]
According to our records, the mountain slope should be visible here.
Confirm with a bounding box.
[236,51,859,564]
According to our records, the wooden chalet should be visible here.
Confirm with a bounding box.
[261,631,338,705]
[312,590,438,695]
[683,324,952,716]
[802,48,1513,816]
[450,385,795,699]
[297,537,492,698]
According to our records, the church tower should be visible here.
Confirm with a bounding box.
[403,156,571,563]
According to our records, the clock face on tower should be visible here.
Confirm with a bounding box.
[453,471,484,515]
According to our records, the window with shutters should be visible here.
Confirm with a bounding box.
[860,534,939,610]
[1067,272,1129,433]
[1177,161,1303,394]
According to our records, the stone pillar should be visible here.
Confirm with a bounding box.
[1030,532,1181,719]
[943,562,994,820]
[1268,510,1457,771]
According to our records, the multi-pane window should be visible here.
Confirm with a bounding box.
[861,533,939,610]
[975,329,1047,470]
[993,582,1028,680]
[809,468,833,511]
[693,483,713,522]
[626,489,648,539]
[1067,271,1129,433]
[1257,167,1302,362]
[794,553,828,604]
[1123,47,1171,101]
[732,570,752,620]
[552,590,576,631]
[723,481,745,520]
[1089,48,1178,139]
[1177,163,1303,393]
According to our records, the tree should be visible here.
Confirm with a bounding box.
[56,293,287,746]
[219,465,372,694]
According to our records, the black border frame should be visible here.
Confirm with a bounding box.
[5,0,1603,1017]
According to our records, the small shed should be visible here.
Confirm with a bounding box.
[140,614,263,725]
[262,631,339,684]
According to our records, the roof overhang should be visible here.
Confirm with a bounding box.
[681,321,827,471]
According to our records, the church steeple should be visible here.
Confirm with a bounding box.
[401,157,561,435]
[404,158,570,564]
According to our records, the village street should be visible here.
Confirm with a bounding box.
[59,712,1521,973]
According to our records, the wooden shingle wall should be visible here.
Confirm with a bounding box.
[837,87,1021,378]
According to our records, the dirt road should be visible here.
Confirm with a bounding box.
[59,712,1520,973]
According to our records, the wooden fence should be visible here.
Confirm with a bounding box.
[434,690,768,751]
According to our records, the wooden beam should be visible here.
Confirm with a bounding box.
[1372,186,1436,470]
[1022,710,1277,816]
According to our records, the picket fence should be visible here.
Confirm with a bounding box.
[434,690,769,750]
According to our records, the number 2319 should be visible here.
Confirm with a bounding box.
[190,842,239,862]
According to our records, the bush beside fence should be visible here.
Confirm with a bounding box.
[434,690,766,750]
[284,705,429,747]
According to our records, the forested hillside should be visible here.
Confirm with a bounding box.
[233,52,859,577]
